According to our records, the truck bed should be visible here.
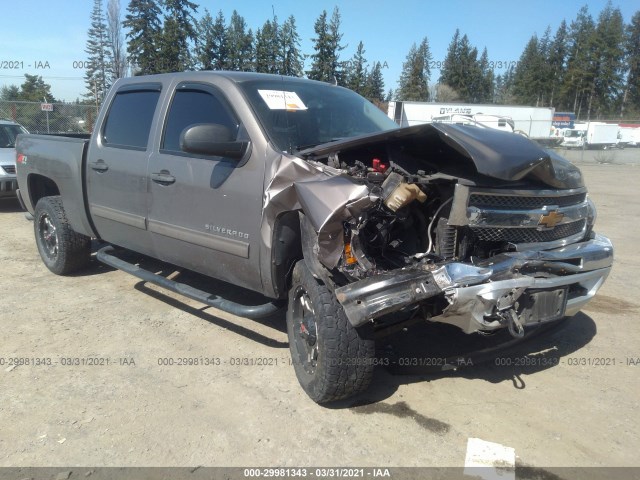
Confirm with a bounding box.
[16,134,95,237]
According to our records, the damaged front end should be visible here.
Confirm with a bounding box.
[269,123,614,337]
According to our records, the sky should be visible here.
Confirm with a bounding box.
[0,0,637,102]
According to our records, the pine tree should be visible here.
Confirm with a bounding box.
[346,41,368,95]
[85,0,110,103]
[280,15,304,77]
[255,18,279,74]
[439,31,486,102]
[365,61,385,102]
[123,0,162,75]
[195,9,215,70]
[562,6,596,117]
[588,2,625,118]
[474,47,494,103]
[17,74,57,102]
[621,11,640,117]
[328,7,347,85]
[226,11,254,71]
[494,64,516,104]
[513,35,546,105]
[158,0,198,72]
[210,11,229,70]
[397,37,431,101]
[439,29,461,91]
[548,20,569,107]
[308,8,346,84]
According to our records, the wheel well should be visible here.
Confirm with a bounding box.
[28,174,60,207]
[271,211,303,298]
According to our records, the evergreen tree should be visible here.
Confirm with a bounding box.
[562,5,596,116]
[439,29,461,91]
[474,47,494,103]
[106,0,127,81]
[123,0,162,75]
[588,2,625,117]
[494,64,516,104]
[439,31,487,102]
[195,9,216,70]
[513,35,546,105]
[255,17,279,74]
[210,11,229,70]
[548,20,569,107]
[365,61,385,102]
[328,7,347,85]
[16,74,57,102]
[280,15,304,77]
[158,0,198,72]
[397,37,431,101]
[308,7,346,84]
[0,85,20,101]
[622,11,640,116]
[385,89,394,103]
[226,10,254,71]
[85,0,110,103]
[346,41,368,95]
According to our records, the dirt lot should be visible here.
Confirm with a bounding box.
[1,161,639,472]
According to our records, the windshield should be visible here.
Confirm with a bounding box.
[564,130,584,138]
[237,78,399,153]
[0,124,28,148]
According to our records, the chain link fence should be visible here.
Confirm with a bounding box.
[0,100,99,134]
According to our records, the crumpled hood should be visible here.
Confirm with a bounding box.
[300,123,583,189]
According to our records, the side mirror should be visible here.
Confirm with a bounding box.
[180,123,249,160]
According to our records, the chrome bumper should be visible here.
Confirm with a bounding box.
[335,234,613,333]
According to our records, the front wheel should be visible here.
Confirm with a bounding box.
[286,260,375,404]
[34,196,91,275]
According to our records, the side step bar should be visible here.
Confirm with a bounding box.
[96,245,284,319]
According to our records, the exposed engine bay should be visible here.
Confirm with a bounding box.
[263,123,612,337]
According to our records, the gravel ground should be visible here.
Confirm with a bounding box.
[0,160,638,473]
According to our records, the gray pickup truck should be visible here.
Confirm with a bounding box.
[16,72,613,403]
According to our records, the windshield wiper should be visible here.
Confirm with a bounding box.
[294,138,345,153]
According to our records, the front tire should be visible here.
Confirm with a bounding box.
[287,260,375,404]
[34,196,91,275]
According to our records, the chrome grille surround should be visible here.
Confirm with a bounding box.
[448,184,590,250]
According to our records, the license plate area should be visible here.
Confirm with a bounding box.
[519,288,568,324]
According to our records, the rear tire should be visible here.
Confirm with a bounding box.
[286,260,375,404]
[34,196,91,275]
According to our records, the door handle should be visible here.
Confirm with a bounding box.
[151,170,176,186]
[90,160,109,172]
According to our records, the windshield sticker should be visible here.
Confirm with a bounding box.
[258,90,308,111]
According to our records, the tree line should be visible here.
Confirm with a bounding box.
[81,0,387,106]
[1,1,638,120]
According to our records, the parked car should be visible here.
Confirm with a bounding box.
[0,119,28,198]
[15,72,613,403]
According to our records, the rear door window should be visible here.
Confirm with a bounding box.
[102,86,161,150]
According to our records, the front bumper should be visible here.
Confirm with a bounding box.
[0,175,18,197]
[335,234,613,333]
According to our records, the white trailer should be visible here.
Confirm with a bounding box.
[388,101,555,140]
[617,127,640,147]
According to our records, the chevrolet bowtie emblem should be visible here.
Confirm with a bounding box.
[539,210,565,228]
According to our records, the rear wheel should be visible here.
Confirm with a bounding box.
[287,260,375,404]
[34,196,91,275]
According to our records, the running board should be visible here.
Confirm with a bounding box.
[96,245,284,319]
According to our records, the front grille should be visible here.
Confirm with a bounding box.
[469,192,587,210]
[472,220,586,243]
[2,165,16,174]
